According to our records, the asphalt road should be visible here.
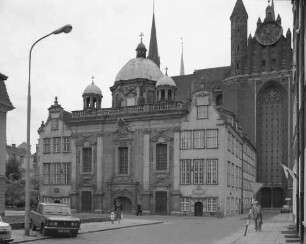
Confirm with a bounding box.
[25,210,280,244]
[30,215,247,244]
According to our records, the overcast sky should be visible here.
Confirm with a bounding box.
[0,0,292,152]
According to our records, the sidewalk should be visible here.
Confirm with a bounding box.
[214,213,297,244]
[12,218,163,243]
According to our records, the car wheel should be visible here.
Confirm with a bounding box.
[71,230,78,237]
[41,225,48,236]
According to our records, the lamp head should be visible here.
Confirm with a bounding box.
[53,24,72,35]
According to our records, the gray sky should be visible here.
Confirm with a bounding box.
[0,0,292,151]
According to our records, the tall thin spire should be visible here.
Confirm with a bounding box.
[147,1,160,68]
[271,0,275,20]
[180,38,185,76]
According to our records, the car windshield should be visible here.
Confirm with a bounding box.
[43,205,71,216]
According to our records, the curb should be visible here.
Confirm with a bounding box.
[13,221,164,243]
[10,217,110,230]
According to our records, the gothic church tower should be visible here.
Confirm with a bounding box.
[230,0,248,76]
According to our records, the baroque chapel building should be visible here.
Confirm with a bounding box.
[37,0,291,215]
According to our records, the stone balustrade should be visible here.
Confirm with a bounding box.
[72,101,187,118]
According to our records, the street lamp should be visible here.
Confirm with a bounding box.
[25,24,72,236]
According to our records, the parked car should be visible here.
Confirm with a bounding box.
[0,216,13,244]
[30,203,81,237]
[280,204,292,213]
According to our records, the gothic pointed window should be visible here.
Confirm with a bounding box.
[258,87,284,184]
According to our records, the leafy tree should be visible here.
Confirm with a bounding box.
[6,157,22,180]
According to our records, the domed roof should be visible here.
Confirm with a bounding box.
[156,75,176,87]
[83,82,102,96]
[115,58,163,82]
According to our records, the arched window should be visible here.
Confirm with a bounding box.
[86,97,90,108]
[216,94,223,106]
[168,90,172,101]
[258,87,284,185]
[116,94,122,108]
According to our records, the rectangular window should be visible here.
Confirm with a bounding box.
[156,144,167,170]
[206,130,218,148]
[43,138,51,153]
[227,132,231,152]
[207,198,217,212]
[118,147,129,174]
[62,197,71,207]
[227,161,231,187]
[61,163,71,185]
[193,130,205,149]
[231,163,235,187]
[53,137,61,153]
[43,163,51,184]
[180,131,192,149]
[226,197,230,213]
[193,159,205,184]
[231,135,235,153]
[181,197,190,212]
[207,159,218,184]
[51,119,59,130]
[62,137,71,152]
[236,166,239,189]
[180,160,191,184]
[52,162,61,185]
[83,148,92,172]
[197,105,208,119]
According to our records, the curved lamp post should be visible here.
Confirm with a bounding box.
[25,24,72,236]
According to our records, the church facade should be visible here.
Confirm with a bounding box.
[37,0,291,215]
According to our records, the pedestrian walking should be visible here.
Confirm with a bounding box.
[136,204,142,216]
[115,204,122,224]
[110,211,115,224]
[252,201,262,232]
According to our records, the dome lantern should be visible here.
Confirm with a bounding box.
[136,32,147,58]
[156,67,177,103]
[82,77,103,109]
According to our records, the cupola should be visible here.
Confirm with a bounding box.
[82,77,103,109]
[156,68,177,103]
[136,33,147,58]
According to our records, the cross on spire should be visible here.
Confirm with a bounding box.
[91,75,95,84]
[165,67,168,76]
[139,32,144,43]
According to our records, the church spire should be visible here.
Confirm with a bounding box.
[180,38,185,76]
[271,0,275,20]
[147,1,160,68]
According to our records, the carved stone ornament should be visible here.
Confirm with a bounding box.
[192,185,205,195]
[79,175,93,187]
[113,118,135,136]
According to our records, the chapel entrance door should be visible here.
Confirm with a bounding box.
[194,202,203,216]
[155,191,167,215]
[81,191,92,212]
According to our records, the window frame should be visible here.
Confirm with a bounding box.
[180,131,192,149]
[197,105,208,119]
[180,159,191,185]
[43,138,51,154]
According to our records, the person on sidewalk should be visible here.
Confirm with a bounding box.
[252,201,262,232]
[136,204,142,216]
[110,211,115,224]
[115,202,122,224]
